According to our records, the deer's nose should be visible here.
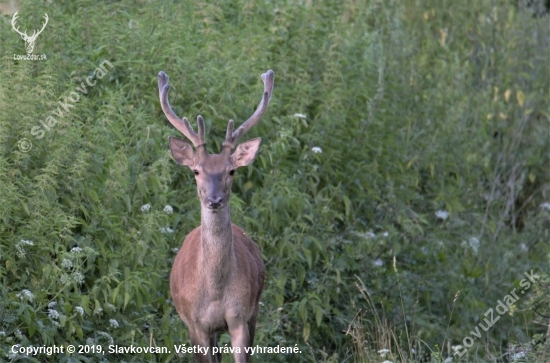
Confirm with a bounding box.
[206,196,223,209]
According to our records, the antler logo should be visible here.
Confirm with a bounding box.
[11,11,49,54]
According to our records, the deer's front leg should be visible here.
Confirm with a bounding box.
[189,329,219,363]
[227,316,251,363]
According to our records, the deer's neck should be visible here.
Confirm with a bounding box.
[199,206,234,291]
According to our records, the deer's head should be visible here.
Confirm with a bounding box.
[11,11,49,54]
[158,70,274,211]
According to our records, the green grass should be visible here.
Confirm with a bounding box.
[0,0,548,362]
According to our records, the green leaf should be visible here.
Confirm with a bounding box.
[343,195,351,218]
[76,326,83,340]
[298,298,308,322]
[315,306,323,327]
[28,322,36,337]
[81,296,90,313]
[59,314,67,327]
[124,292,131,310]
[303,249,312,268]
[303,322,310,342]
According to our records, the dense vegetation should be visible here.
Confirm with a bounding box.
[0,0,548,362]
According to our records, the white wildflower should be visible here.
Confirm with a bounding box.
[86,337,95,346]
[468,237,480,254]
[15,248,26,258]
[171,247,179,253]
[311,146,322,153]
[140,203,151,212]
[366,231,376,238]
[381,231,389,237]
[435,210,449,220]
[540,202,550,211]
[109,319,119,328]
[382,361,394,363]
[61,259,73,269]
[47,301,57,308]
[16,289,34,302]
[160,227,174,234]
[462,237,480,254]
[75,306,84,316]
[97,331,114,345]
[293,113,307,119]
[15,329,23,339]
[60,274,70,285]
[0,331,6,337]
[72,272,85,285]
[164,205,173,214]
[52,321,60,327]
[48,309,60,320]
[378,348,390,357]
[512,352,526,361]
[15,239,34,258]
[374,259,384,267]
[70,247,82,253]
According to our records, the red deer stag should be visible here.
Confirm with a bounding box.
[158,70,274,363]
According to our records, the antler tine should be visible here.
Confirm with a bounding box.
[196,115,206,146]
[11,11,27,37]
[37,14,48,34]
[225,119,235,143]
[223,70,274,150]
[158,71,205,148]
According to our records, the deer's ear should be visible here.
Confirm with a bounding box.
[232,138,261,168]
[169,136,197,167]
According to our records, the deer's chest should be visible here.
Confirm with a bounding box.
[195,299,227,331]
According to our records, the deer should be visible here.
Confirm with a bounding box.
[158,69,274,363]
[11,11,49,54]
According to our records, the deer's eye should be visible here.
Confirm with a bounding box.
[229,170,235,176]
[193,170,199,176]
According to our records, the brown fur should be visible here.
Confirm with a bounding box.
[170,222,265,362]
